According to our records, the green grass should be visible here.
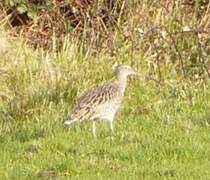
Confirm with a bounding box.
[1,27,210,180]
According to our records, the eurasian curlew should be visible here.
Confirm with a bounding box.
[64,64,139,136]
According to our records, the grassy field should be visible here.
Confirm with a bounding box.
[1,28,210,180]
[1,1,210,179]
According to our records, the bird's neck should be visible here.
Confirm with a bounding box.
[116,74,127,95]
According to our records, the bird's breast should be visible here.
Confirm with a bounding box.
[92,95,122,121]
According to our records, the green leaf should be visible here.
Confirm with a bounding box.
[28,9,37,19]
[17,4,27,14]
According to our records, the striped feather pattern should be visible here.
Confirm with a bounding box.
[64,64,137,131]
[65,81,120,122]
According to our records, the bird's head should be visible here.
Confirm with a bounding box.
[117,65,138,77]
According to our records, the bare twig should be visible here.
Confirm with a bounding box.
[0,91,11,101]
[195,32,210,78]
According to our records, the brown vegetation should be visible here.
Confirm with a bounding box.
[1,0,210,81]
[0,0,124,49]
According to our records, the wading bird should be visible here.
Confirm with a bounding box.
[64,65,139,136]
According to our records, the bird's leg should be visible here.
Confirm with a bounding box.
[110,121,114,133]
[92,121,96,137]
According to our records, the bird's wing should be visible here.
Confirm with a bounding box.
[77,83,119,107]
[70,83,119,120]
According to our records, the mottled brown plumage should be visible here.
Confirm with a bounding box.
[64,64,138,136]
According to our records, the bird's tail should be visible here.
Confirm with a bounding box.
[64,114,80,125]
[64,108,89,125]
[64,112,86,125]
[64,117,79,126]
